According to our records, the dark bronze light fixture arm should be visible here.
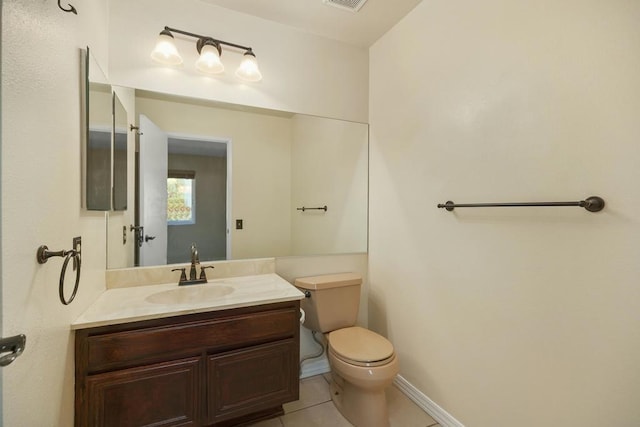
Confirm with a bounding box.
[164,26,254,52]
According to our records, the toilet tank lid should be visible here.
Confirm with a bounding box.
[294,273,362,290]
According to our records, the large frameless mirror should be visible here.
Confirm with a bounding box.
[106,90,369,269]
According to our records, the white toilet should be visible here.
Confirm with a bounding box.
[295,273,399,427]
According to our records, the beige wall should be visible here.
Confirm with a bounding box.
[108,0,369,123]
[369,0,640,425]
[2,0,110,425]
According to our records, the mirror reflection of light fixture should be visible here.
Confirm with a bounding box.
[150,26,262,82]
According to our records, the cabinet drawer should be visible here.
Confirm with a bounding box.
[85,307,297,372]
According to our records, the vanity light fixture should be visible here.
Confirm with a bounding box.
[150,26,262,82]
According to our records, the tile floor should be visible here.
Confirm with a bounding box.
[248,374,440,427]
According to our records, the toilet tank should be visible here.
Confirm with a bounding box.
[295,273,362,333]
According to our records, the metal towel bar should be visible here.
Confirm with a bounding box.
[296,205,328,212]
[437,196,605,213]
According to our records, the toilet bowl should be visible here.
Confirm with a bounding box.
[326,326,399,427]
[295,273,399,427]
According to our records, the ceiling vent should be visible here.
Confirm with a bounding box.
[322,0,369,12]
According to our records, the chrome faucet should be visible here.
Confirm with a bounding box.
[172,243,214,286]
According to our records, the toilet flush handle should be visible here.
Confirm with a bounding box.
[297,287,311,298]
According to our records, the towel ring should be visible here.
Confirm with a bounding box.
[58,251,81,305]
[37,245,81,305]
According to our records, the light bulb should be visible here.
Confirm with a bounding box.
[150,30,183,66]
[235,50,262,82]
[195,41,224,74]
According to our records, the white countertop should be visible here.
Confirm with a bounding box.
[72,273,305,330]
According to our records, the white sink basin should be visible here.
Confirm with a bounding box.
[145,285,234,305]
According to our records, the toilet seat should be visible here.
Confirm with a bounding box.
[328,326,395,367]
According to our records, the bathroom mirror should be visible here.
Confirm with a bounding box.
[84,48,112,210]
[84,47,129,212]
[107,89,368,268]
[113,93,128,210]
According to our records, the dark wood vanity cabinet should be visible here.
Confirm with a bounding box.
[75,301,300,427]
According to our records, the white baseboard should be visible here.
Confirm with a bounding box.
[300,357,330,379]
[393,375,465,427]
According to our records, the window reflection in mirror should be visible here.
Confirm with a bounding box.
[167,171,196,225]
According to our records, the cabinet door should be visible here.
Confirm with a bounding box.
[86,357,201,427]
[207,339,298,425]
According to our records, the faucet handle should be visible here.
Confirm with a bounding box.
[199,265,215,281]
[171,268,187,283]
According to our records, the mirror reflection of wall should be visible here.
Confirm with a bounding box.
[85,48,129,214]
[85,73,112,210]
[107,90,368,270]
[113,93,128,211]
[291,115,368,255]
[107,86,136,271]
